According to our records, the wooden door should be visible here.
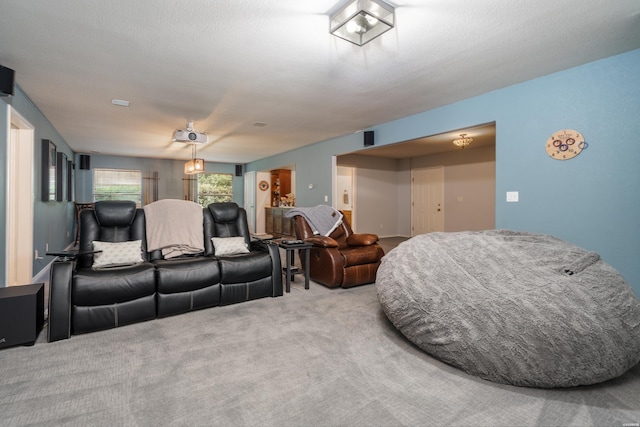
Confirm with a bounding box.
[411,166,444,236]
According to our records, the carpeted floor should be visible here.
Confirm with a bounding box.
[1,276,639,426]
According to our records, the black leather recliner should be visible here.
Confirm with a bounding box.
[48,201,157,341]
[204,202,282,305]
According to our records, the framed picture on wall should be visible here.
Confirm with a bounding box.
[56,152,67,201]
[67,159,74,201]
[41,139,56,202]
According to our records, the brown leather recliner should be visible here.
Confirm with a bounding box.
[292,213,384,288]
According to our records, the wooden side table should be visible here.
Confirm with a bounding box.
[277,241,312,293]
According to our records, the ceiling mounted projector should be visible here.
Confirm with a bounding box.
[174,121,207,144]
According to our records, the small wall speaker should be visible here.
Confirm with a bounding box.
[0,65,15,97]
[79,154,91,170]
[235,164,243,177]
[364,130,374,147]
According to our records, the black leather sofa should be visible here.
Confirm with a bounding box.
[48,201,283,342]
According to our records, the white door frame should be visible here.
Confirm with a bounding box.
[243,170,256,233]
[6,106,35,286]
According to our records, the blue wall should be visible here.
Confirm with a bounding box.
[248,49,640,295]
[1,86,75,281]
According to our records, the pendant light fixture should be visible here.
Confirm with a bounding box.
[184,143,204,174]
[452,133,474,149]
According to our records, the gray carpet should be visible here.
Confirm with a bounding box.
[1,280,639,426]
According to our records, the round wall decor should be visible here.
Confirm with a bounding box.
[546,129,587,160]
[259,180,269,191]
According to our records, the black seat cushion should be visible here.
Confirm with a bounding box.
[73,262,156,306]
[154,257,221,294]
[218,251,273,283]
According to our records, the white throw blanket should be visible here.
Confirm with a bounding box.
[144,199,204,258]
[285,205,343,236]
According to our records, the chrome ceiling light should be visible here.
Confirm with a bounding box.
[452,133,474,149]
[330,0,395,46]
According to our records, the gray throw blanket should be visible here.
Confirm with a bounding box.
[144,199,204,258]
[285,205,343,236]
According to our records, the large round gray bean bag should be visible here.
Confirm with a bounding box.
[376,230,640,388]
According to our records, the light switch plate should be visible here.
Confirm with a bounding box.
[506,191,519,202]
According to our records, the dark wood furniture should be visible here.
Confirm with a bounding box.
[265,207,295,238]
[270,169,291,206]
[277,241,312,293]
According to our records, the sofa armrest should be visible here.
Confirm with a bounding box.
[305,236,339,248]
[266,242,283,297]
[347,233,379,247]
[250,238,270,252]
[48,260,74,342]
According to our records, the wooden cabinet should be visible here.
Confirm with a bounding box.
[270,169,291,207]
[342,210,352,227]
[265,207,295,238]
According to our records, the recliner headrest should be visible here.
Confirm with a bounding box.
[208,202,239,223]
[94,201,137,227]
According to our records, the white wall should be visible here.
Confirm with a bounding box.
[410,145,496,232]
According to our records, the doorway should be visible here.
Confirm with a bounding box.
[411,166,444,236]
[243,170,256,233]
[336,166,354,228]
[6,107,35,286]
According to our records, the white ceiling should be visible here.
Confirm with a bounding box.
[1,1,639,164]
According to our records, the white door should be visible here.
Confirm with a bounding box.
[243,170,256,233]
[411,166,444,236]
[6,107,35,286]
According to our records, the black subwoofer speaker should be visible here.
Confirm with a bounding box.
[0,283,44,349]
[79,154,91,170]
[364,130,374,147]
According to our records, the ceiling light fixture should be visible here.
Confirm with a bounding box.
[184,143,204,175]
[330,0,395,46]
[452,133,474,149]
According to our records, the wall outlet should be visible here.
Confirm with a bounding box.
[324,195,328,202]
[506,191,519,202]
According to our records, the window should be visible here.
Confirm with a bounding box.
[93,168,142,206]
[197,173,233,207]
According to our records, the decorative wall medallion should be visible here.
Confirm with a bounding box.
[259,180,269,191]
[546,129,587,160]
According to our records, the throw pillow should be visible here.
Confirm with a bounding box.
[212,236,249,256]
[92,240,144,268]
